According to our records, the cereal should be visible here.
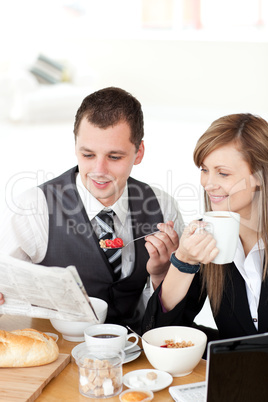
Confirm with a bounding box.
[99,239,107,248]
[99,238,124,249]
[164,339,195,348]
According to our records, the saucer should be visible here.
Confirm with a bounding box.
[71,341,141,364]
[123,369,173,392]
[124,342,142,364]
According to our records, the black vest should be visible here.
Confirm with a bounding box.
[39,166,163,329]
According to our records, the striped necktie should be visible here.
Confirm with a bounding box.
[96,209,122,280]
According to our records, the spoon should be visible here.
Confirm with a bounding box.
[126,326,149,344]
[125,347,143,356]
[102,230,160,250]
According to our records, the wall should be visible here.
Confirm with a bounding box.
[75,39,268,114]
[2,37,268,220]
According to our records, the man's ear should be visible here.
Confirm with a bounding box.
[134,141,145,165]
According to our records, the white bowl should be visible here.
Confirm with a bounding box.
[142,326,207,377]
[50,297,108,342]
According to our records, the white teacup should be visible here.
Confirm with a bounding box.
[202,211,240,264]
[84,324,139,352]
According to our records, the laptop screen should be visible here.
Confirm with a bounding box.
[207,333,268,402]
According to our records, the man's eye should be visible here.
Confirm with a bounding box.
[83,154,94,158]
[109,155,121,161]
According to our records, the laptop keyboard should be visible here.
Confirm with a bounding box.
[169,382,206,402]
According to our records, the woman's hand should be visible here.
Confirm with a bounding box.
[159,221,218,312]
[175,220,219,265]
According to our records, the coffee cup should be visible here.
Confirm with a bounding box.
[201,211,240,264]
[84,324,139,352]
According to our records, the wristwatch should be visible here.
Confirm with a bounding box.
[170,252,200,274]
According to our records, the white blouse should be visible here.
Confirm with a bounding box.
[234,238,264,330]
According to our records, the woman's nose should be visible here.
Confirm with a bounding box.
[204,181,221,191]
[202,174,221,192]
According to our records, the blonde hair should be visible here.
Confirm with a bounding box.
[193,113,268,314]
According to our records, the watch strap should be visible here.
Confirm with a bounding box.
[170,252,200,274]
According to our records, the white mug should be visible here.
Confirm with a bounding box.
[84,324,139,352]
[201,211,240,264]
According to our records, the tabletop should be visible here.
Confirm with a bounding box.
[0,315,206,401]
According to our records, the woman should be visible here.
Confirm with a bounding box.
[142,113,268,342]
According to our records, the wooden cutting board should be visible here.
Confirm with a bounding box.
[0,353,70,402]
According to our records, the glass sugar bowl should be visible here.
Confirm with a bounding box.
[73,344,125,399]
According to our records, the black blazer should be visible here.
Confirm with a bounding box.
[142,262,268,341]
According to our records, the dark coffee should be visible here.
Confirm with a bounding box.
[93,334,119,339]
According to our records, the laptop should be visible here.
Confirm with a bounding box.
[169,332,268,402]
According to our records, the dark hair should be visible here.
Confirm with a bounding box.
[73,87,144,151]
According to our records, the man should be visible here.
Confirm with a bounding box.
[0,87,183,331]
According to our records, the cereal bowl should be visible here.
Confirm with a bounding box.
[142,326,207,377]
[50,297,108,341]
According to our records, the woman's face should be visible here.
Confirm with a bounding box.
[200,143,259,220]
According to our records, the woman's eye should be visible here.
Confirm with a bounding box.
[219,172,229,177]
[200,168,208,173]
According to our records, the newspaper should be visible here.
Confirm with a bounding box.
[0,253,99,322]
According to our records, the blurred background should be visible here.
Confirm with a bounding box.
[1,0,268,327]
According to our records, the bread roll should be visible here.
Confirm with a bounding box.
[0,328,59,367]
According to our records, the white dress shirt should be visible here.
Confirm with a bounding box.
[0,173,184,279]
[233,238,264,330]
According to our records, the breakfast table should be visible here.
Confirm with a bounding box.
[0,314,206,401]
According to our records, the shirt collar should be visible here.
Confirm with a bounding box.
[76,173,129,224]
[234,237,265,264]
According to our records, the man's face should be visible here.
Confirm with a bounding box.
[75,118,144,206]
